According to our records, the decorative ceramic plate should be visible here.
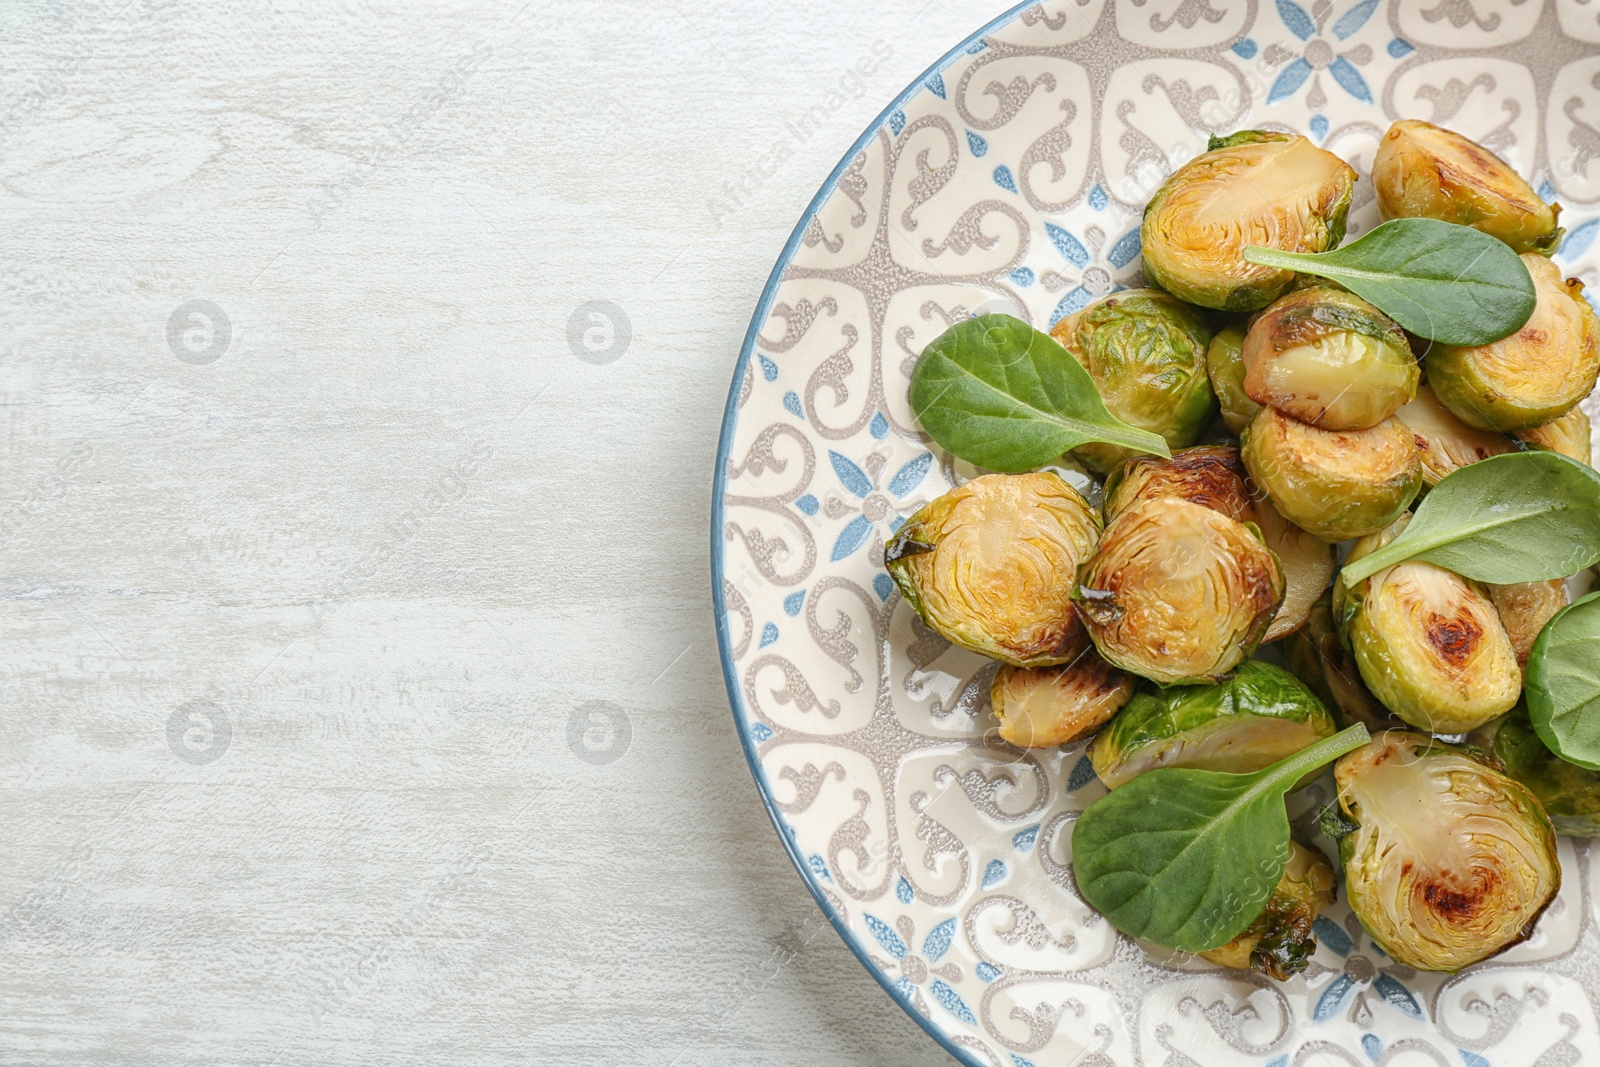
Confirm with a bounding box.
[712,2,1600,1063]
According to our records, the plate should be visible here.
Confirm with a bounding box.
[711,2,1600,1063]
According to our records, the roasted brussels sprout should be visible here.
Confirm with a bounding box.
[1426,254,1600,432]
[1250,492,1335,641]
[1048,290,1217,473]
[1104,446,1334,639]
[1337,516,1521,733]
[1478,711,1600,837]
[1286,593,1399,730]
[1143,132,1355,312]
[1089,660,1337,789]
[1242,287,1418,430]
[1240,405,1422,542]
[1198,841,1337,979]
[1488,579,1568,667]
[886,472,1099,667]
[1103,446,1331,641]
[1073,497,1283,684]
[1334,731,1560,972]
[1206,326,1261,435]
[1102,445,1253,524]
[1372,119,1564,255]
[1395,382,1515,486]
[1517,406,1592,464]
[990,650,1138,749]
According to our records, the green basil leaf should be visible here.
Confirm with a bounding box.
[1338,452,1600,586]
[1242,218,1536,346]
[909,314,1170,473]
[1529,591,1600,771]
[1071,723,1369,953]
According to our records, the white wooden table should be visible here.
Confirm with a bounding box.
[0,1,1012,1062]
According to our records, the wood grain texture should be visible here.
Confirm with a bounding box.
[0,1,1008,1062]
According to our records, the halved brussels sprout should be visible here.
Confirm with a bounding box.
[1250,492,1335,641]
[886,472,1099,667]
[1395,382,1516,486]
[1488,579,1569,667]
[1372,119,1563,255]
[1142,132,1356,312]
[1198,840,1337,979]
[1334,731,1560,972]
[1337,516,1522,734]
[1240,405,1422,542]
[1242,287,1418,430]
[1206,326,1261,435]
[1104,445,1332,641]
[1102,445,1253,524]
[1049,290,1217,473]
[1285,593,1399,730]
[1478,711,1600,838]
[1426,254,1600,432]
[1089,660,1337,789]
[990,649,1137,749]
[1073,497,1283,684]
[1517,406,1593,464]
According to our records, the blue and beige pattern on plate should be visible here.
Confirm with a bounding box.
[712,1,1600,1064]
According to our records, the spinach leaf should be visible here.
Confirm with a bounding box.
[909,314,1169,473]
[1529,592,1600,770]
[1242,218,1536,346]
[1338,452,1600,586]
[1071,723,1369,953]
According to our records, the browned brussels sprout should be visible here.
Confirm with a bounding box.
[1426,254,1600,432]
[1104,446,1331,641]
[1516,406,1593,465]
[1395,382,1516,486]
[1049,290,1217,473]
[1337,517,1522,734]
[990,650,1137,749]
[1242,287,1418,430]
[1372,119,1564,254]
[1073,497,1283,685]
[1206,326,1261,435]
[1334,731,1560,972]
[1198,841,1337,980]
[1250,492,1335,641]
[1488,579,1569,667]
[1240,405,1422,542]
[1285,593,1400,731]
[1102,445,1253,524]
[885,472,1098,667]
[1142,132,1357,312]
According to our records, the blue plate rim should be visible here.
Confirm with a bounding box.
[709,3,1040,1064]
